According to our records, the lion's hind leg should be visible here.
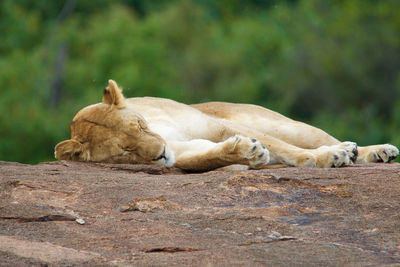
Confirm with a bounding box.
[168,135,270,172]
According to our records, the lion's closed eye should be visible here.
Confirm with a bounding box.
[137,120,148,131]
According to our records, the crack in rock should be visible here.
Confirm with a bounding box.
[0,214,76,223]
[144,247,199,253]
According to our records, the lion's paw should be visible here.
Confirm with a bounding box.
[334,141,358,163]
[225,135,270,168]
[313,145,352,168]
[357,144,399,163]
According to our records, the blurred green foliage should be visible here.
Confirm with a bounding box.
[0,0,399,163]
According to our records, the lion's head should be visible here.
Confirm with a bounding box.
[55,80,175,167]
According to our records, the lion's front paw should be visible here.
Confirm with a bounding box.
[313,146,352,168]
[225,135,270,168]
[357,144,399,163]
[335,141,358,163]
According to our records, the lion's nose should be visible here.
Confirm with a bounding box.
[155,147,166,161]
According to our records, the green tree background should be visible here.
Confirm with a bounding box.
[1,0,399,164]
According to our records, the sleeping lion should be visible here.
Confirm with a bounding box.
[55,80,398,172]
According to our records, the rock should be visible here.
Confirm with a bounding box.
[120,196,181,212]
[75,218,85,225]
[0,160,400,266]
[268,231,296,241]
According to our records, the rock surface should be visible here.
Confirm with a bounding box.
[0,160,400,266]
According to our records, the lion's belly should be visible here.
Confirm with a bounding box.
[147,115,217,142]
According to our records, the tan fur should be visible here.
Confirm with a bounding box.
[55,80,399,171]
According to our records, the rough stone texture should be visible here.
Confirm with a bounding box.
[0,160,400,266]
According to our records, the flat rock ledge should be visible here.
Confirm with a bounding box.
[1,161,400,266]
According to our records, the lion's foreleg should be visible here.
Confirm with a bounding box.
[167,136,269,172]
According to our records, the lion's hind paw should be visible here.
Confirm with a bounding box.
[357,144,399,163]
[314,145,352,168]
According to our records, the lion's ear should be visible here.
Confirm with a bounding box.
[102,79,125,108]
[54,139,83,160]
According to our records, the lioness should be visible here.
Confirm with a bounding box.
[55,80,398,172]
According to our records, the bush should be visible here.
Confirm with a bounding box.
[0,0,399,163]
